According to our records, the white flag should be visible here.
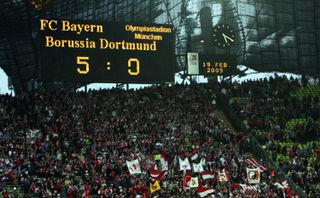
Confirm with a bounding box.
[189,177,199,188]
[179,157,191,171]
[160,157,168,171]
[126,159,141,174]
[192,162,204,173]
[200,158,206,166]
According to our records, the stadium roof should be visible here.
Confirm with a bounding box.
[0,0,319,93]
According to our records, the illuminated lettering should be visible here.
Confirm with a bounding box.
[126,42,136,50]
[99,39,157,51]
[134,33,163,40]
[77,56,90,74]
[128,58,140,75]
[40,19,58,31]
[45,36,96,48]
[61,20,103,34]
[125,24,172,33]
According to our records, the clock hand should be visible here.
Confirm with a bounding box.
[222,33,234,42]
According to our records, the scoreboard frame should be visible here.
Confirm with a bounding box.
[36,19,176,83]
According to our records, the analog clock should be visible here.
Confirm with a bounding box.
[212,24,236,48]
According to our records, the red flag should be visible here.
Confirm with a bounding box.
[149,169,167,181]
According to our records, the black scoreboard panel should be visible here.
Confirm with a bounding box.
[37,19,175,83]
[199,54,237,76]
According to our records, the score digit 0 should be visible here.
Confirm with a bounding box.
[128,58,140,76]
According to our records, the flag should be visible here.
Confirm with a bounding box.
[190,149,199,161]
[189,177,199,188]
[126,159,141,174]
[179,157,191,171]
[245,157,267,171]
[239,184,258,191]
[246,168,261,184]
[160,151,169,171]
[154,154,162,161]
[149,180,161,193]
[274,180,289,189]
[192,162,204,173]
[200,158,206,166]
[149,169,167,181]
[197,186,214,197]
[217,168,230,182]
[201,171,214,180]
[275,180,292,198]
[183,172,192,190]
[143,163,155,170]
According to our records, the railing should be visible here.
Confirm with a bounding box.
[216,89,308,198]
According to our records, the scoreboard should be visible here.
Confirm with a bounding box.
[37,19,175,83]
[187,53,237,76]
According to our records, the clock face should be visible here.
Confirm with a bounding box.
[212,24,236,48]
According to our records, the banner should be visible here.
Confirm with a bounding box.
[192,162,204,173]
[150,180,161,193]
[179,157,191,171]
[198,186,214,197]
[126,159,141,174]
[245,157,267,171]
[201,171,214,180]
[246,168,261,184]
[189,177,199,188]
[218,168,230,182]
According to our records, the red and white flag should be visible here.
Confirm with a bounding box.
[201,171,214,180]
[190,149,199,161]
[274,180,289,189]
[160,151,169,171]
[149,169,167,181]
[126,159,141,174]
[179,157,191,171]
[239,184,258,191]
[245,157,267,171]
[197,186,215,197]
[275,180,293,198]
[218,168,230,182]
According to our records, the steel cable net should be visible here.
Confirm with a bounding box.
[235,0,320,75]
[0,0,319,91]
[38,0,320,75]
[185,0,319,75]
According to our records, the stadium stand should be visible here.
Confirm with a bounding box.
[219,76,320,197]
[0,84,302,197]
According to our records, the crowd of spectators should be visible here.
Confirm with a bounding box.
[0,84,292,197]
[222,76,320,197]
